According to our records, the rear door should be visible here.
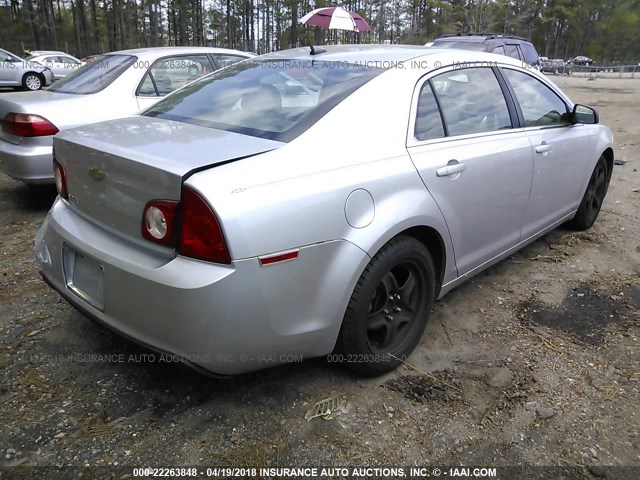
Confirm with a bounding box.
[407,67,533,276]
[500,67,592,238]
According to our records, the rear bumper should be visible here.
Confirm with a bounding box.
[35,198,368,375]
[0,137,54,184]
[38,270,226,378]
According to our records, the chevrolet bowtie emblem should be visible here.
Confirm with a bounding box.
[88,167,106,181]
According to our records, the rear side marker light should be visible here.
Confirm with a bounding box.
[259,250,299,267]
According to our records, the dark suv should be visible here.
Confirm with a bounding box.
[430,34,540,67]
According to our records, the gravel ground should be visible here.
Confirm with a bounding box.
[0,76,638,479]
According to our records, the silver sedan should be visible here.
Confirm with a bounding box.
[0,47,55,90]
[0,46,253,184]
[35,46,614,376]
[24,51,85,80]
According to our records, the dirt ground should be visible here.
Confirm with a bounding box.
[0,76,638,479]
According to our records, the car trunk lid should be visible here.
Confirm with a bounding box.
[55,116,283,247]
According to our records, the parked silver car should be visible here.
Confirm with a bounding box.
[36,46,614,376]
[25,51,84,79]
[0,47,54,90]
[0,46,253,184]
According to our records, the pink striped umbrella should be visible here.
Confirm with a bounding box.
[299,6,371,32]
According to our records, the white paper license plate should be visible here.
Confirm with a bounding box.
[63,247,104,311]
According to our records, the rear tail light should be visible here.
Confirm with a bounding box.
[52,156,68,199]
[141,186,230,264]
[178,186,231,264]
[1,112,59,137]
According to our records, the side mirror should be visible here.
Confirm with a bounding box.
[572,104,599,124]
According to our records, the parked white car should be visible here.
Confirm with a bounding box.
[0,46,252,184]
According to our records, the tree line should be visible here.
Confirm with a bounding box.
[0,0,638,63]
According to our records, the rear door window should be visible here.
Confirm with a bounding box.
[492,45,506,55]
[414,82,445,141]
[212,54,249,69]
[60,56,80,65]
[505,45,521,60]
[137,55,214,97]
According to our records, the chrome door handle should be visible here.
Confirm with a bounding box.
[436,162,466,177]
[535,142,552,153]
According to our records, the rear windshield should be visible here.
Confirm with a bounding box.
[433,41,488,52]
[48,54,136,94]
[144,59,383,142]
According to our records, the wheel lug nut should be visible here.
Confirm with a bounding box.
[388,295,394,301]
[383,309,389,314]
[385,315,393,321]
[394,306,401,312]
[395,294,400,300]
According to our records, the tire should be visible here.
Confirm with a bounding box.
[335,235,436,376]
[569,156,609,231]
[22,73,43,91]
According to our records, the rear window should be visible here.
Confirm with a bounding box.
[48,54,136,94]
[432,41,488,52]
[144,59,383,142]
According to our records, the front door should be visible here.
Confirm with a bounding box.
[500,67,593,238]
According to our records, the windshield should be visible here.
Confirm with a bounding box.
[48,54,136,94]
[144,59,383,142]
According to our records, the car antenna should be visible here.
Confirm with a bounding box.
[309,44,326,56]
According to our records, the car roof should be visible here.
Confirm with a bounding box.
[105,46,252,60]
[259,44,434,63]
[29,51,68,55]
[434,35,532,44]
[255,44,531,69]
